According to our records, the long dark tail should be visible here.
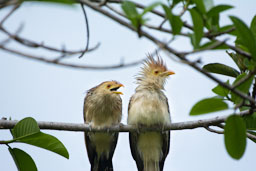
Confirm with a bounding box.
[91,155,113,171]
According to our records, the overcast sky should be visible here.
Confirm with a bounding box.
[0,0,256,170]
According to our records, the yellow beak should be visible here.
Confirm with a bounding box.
[162,70,175,76]
[113,91,123,95]
[112,84,124,95]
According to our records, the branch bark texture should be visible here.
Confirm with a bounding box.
[0,110,251,133]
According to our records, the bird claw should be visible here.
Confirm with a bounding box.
[136,123,146,134]
[161,125,166,134]
[88,123,93,131]
[106,127,110,133]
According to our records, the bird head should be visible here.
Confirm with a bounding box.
[136,55,175,89]
[96,81,124,95]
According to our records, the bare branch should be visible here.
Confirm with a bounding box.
[182,39,228,55]
[0,45,143,70]
[247,132,256,140]
[0,4,20,26]
[0,25,98,55]
[204,126,224,134]
[0,110,253,133]
[78,3,90,58]
[204,27,235,38]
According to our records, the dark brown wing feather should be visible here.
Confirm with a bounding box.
[128,95,144,171]
[159,131,170,171]
[159,96,171,171]
[129,132,144,171]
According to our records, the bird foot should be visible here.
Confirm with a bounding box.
[88,123,93,132]
[151,124,166,133]
[136,123,147,134]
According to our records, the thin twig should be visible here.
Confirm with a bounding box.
[231,70,256,90]
[78,3,90,58]
[0,45,143,70]
[158,19,167,29]
[182,39,229,55]
[204,126,224,134]
[205,27,235,38]
[0,4,20,26]
[0,23,24,45]
[0,25,99,55]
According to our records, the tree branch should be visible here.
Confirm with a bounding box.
[0,110,253,133]
[231,69,256,90]
[0,45,143,70]
[78,0,256,105]
[0,25,98,56]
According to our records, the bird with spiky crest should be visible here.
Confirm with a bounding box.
[128,54,175,171]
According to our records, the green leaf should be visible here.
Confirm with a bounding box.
[162,5,183,35]
[250,15,256,40]
[231,73,254,104]
[192,0,206,14]
[226,51,247,72]
[15,132,69,159]
[203,63,240,77]
[9,147,37,171]
[230,16,256,60]
[190,8,204,48]
[212,80,230,97]
[122,1,141,29]
[141,2,161,16]
[207,5,233,18]
[10,117,69,159]
[243,112,256,130]
[224,115,246,160]
[190,98,228,115]
[12,117,40,139]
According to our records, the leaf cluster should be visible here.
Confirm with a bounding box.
[2,117,69,171]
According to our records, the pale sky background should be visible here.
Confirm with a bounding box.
[0,0,256,171]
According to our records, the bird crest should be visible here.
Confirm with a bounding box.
[143,54,167,72]
[137,54,168,80]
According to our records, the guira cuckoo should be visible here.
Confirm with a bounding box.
[83,81,123,171]
[128,55,174,171]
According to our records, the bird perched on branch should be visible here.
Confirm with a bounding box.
[128,55,174,171]
[83,81,123,171]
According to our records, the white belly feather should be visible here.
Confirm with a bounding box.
[128,91,171,166]
[128,91,171,126]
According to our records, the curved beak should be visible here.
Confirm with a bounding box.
[162,70,175,76]
[111,84,124,95]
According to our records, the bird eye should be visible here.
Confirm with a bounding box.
[107,84,111,88]
[154,70,159,74]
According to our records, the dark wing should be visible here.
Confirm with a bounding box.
[98,133,119,171]
[159,95,171,171]
[83,88,98,168]
[128,95,144,171]
[159,131,170,171]
[129,132,144,171]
